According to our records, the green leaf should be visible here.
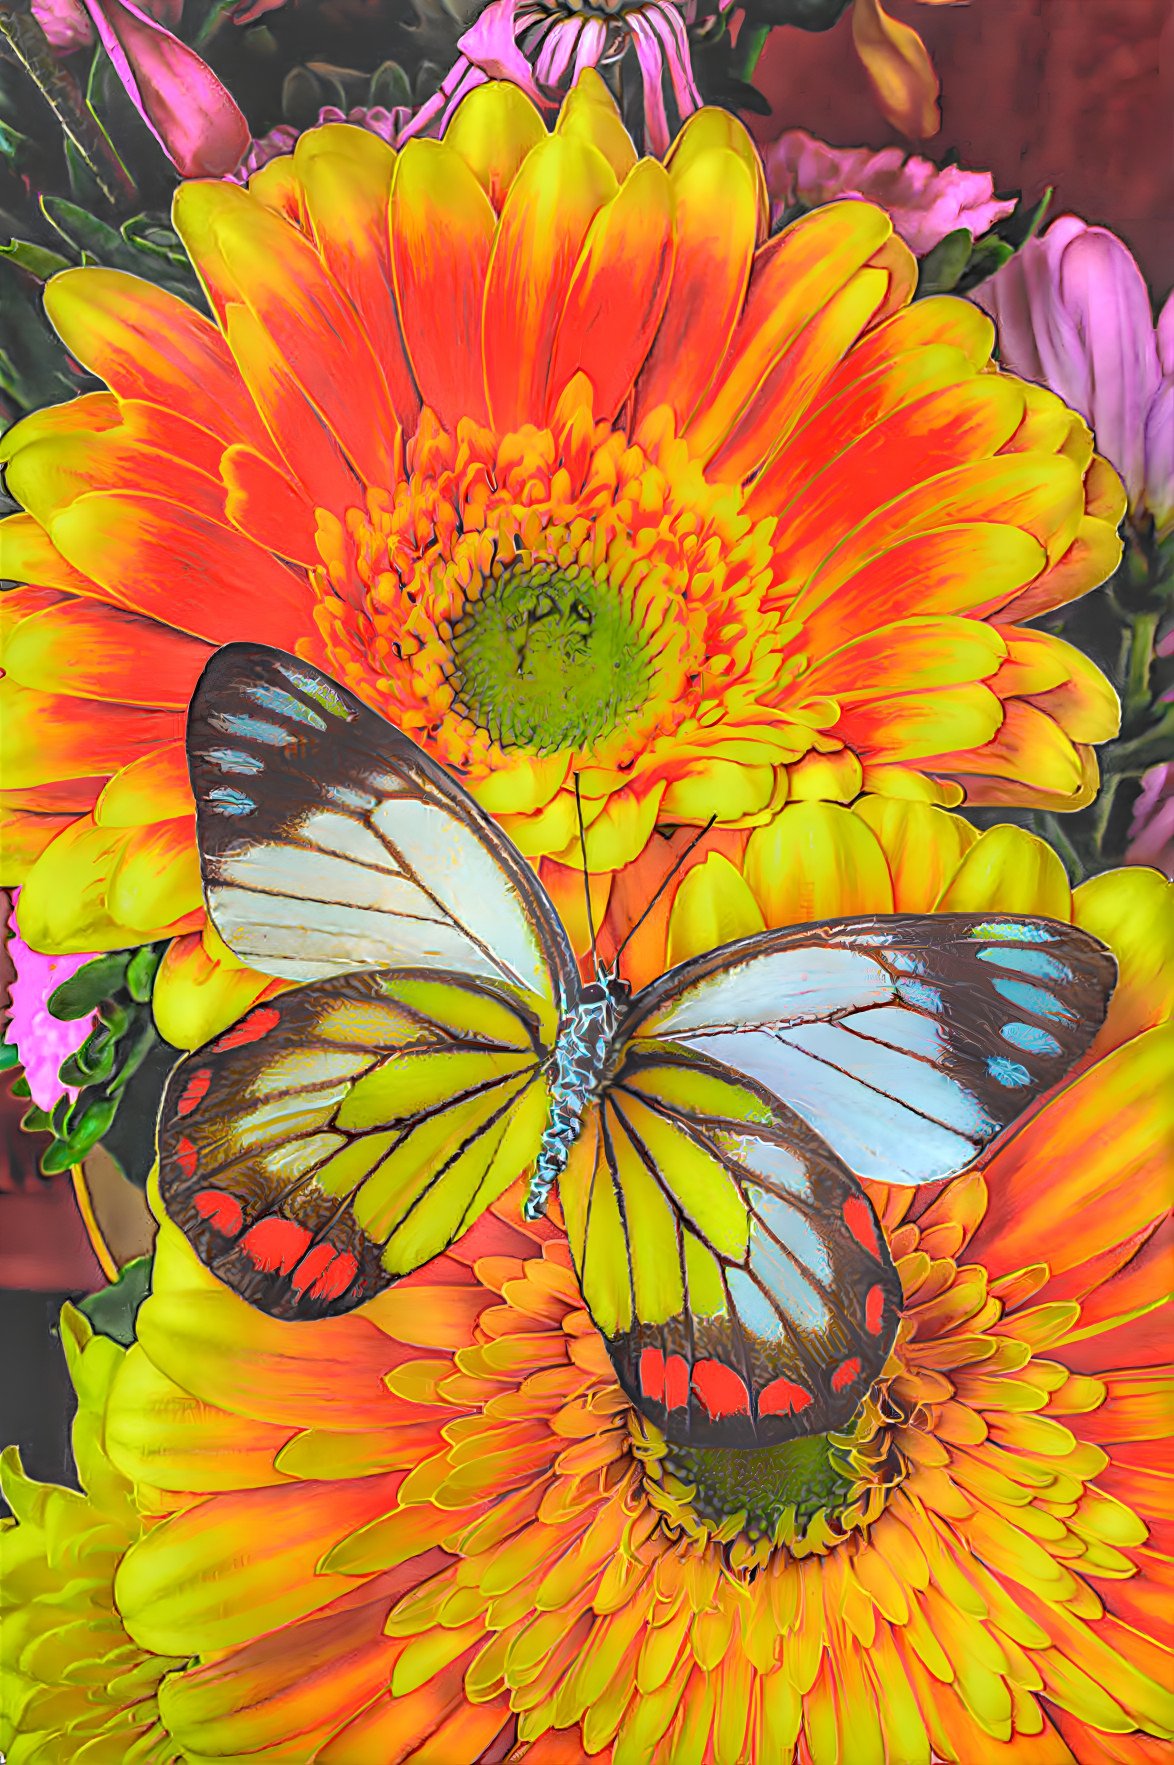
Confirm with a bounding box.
[916,228,974,298]
[0,240,74,281]
[48,952,130,1020]
[119,216,190,267]
[42,1094,119,1171]
[125,943,163,1003]
[0,1041,18,1072]
[77,1255,154,1347]
[20,1104,52,1133]
[0,258,85,413]
[10,1072,32,1099]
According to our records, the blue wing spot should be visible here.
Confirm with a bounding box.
[988,1056,1031,1087]
[726,1267,784,1340]
[205,747,264,775]
[210,712,295,747]
[207,787,255,816]
[324,783,379,811]
[970,921,1055,943]
[977,946,1070,982]
[1001,1021,1062,1057]
[991,977,1075,1022]
[243,682,328,730]
[275,661,353,720]
[896,978,942,1014]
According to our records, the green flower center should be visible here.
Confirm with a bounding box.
[450,561,651,751]
[664,1434,855,1541]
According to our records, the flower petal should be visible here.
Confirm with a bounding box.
[744,800,894,924]
[852,0,940,138]
[2,599,214,707]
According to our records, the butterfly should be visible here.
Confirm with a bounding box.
[157,643,1117,1450]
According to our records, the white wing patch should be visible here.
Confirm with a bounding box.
[644,948,889,1034]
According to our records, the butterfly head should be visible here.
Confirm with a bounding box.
[580,975,633,1009]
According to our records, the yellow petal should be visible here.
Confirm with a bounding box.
[1074,865,1174,1050]
[152,929,280,1051]
[665,852,766,967]
[935,823,1072,919]
[660,758,776,822]
[554,67,637,186]
[852,796,978,911]
[744,801,894,926]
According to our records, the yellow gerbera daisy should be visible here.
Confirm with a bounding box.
[1,74,1121,1002]
[4,806,1164,1764]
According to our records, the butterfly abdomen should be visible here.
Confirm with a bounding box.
[524,987,630,1221]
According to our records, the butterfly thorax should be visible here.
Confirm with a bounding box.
[523,976,632,1221]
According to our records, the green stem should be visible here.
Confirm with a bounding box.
[736,23,770,83]
[1104,706,1174,775]
[1089,772,1120,860]
[1122,609,1158,732]
[1034,812,1084,885]
[0,0,135,207]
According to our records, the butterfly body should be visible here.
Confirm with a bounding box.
[159,644,1117,1451]
[527,975,633,1221]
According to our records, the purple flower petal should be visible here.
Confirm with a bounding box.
[762,130,1016,256]
[1145,374,1174,539]
[5,895,98,1114]
[456,0,546,102]
[32,0,93,52]
[80,0,250,176]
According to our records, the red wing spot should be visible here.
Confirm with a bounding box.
[211,1005,282,1054]
[865,1284,887,1335]
[831,1357,863,1393]
[308,1251,358,1302]
[843,1196,882,1261]
[193,1189,244,1235]
[174,1137,198,1180]
[664,1355,690,1412]
[758,1377,814,1418]
[238,1217,313,1274]
[691,1360,751,1420]
[639,1348,666,1404]
[175,1068,212,1118]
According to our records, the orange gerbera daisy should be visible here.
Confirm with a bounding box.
[4,804,1165,1764]
[0,73,1121,999]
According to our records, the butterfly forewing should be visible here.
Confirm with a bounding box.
[622,914,1116,1186]
[187,644,578,1007]
[563,1046,902,1447]
[157,970,553,1320]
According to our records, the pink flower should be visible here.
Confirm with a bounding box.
[400,0,723,157]
[1125,762,1174,877]
[972,216,1174,532]
[5,894,98,1113]
[762,129,1015,256]
[31,0,250,178]
[232,103,415,180]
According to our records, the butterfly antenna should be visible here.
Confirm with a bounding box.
[610,817,717,971]
[575,772,601,980]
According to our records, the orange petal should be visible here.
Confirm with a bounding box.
[151,923,285,1051]
[757,376,1027,574]
[47,492,313,646]
[0,806,83,883]
[993,510,1124,623]
[927,700,1088,800]
[1053,1215,1172,1375]
[546,157,674,425]
[853,0,940,138]
[0,677,183,789]
[801,616,1006,704]
[294,124,420,432]
[2,599,214,706]
[4,425,225,539]
[971,1025,1174,1283]
[43,266,270,453]
[220,442,321,566]
[0,512,114,600]
[686,199,894,466]
[390,138,495,431]
[831,682,1004,763]
[796,524,1046,654]
[173,179,402,490]
[220,300,365,518]
[105,814,201,932]
[116,1471,406,1655]
[768,452,1085,611]
[482,131,618,432]
[631,148,758,436]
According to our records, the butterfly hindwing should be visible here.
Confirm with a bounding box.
[560,1045,902,1447]
[157,970,553,1320]
[187,643,578,1007]
[622,913,1115,1186]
